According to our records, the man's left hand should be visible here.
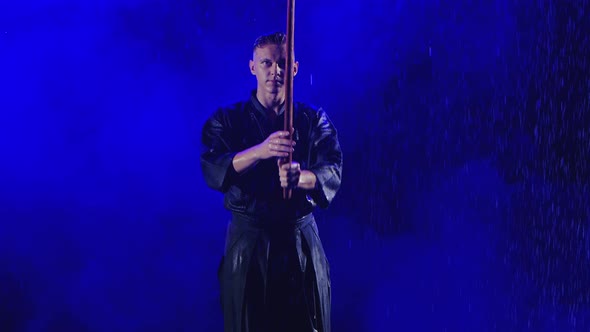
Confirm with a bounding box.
[278,161,301,189]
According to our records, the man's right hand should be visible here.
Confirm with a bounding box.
[254,131,296,160]
[232,130,295,174]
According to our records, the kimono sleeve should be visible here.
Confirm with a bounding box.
[307,108,343,209]
[200,109,238,193]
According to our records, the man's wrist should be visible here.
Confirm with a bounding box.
[233,145,261,173]
[250,144,261,162]
[298,170,317,190]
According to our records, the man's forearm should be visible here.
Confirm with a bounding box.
[232,146,260,174]
[298,170,317,190]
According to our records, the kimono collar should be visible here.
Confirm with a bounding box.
[250,90,285,118]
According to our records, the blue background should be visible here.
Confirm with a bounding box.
[1,0,589,331]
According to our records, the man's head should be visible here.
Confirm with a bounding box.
[249,32,299,97]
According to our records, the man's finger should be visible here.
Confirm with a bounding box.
[272,138,295,146]
[276,147,294,154]
[271,131,290,138]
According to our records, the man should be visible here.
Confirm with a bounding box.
[200,32,342,332]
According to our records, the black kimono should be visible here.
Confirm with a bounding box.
[200,91,342,332]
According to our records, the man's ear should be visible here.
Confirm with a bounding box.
[249,60,256,75]
[293,61,299,77]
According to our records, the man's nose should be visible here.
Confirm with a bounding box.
[271,63,283,76]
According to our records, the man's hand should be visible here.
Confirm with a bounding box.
[278,161,317,190]
[279,161,301,189]
[233,131,295,174]
[255,131,296,160]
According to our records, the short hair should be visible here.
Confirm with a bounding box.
[252,32,286,52]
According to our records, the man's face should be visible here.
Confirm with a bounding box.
[249,44,298,95]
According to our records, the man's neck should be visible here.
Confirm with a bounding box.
[256,90,284,114]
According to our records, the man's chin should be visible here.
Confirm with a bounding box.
[265,86,283,94]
